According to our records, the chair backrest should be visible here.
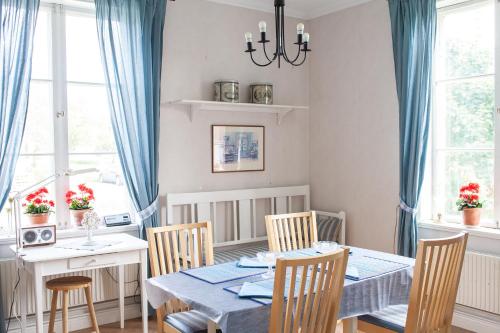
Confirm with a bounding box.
[265,211,318,252]
[147,221,214,276]
[405,232,468,333]
[268,248,349,333]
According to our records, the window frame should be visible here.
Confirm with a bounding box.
[426,0,499,229]
[11,2,127,230]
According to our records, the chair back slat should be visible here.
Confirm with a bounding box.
[147,221,214,277]
[266,212,318,252]
[405,233,468,333]
[268,248,349,333]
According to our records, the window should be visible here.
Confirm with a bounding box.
[0,3,130,233]
[428,0,497,227]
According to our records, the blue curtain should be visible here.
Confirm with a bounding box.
[0,1,40,331]
[95,0,166,240]
[389,0,436,257]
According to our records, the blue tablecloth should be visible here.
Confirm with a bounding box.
[145,247,414,333]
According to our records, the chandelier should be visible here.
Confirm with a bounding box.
[244,0,311,68]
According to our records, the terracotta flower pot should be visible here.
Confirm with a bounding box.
[462,208,480,227]
[26,213,50,225]
[70,208,92,227]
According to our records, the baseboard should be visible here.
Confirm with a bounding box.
[6,296,142,333]
[452,305,500,333]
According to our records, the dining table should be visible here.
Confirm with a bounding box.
[145,246,415,333]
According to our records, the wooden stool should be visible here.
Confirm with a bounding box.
[46,276,99,333]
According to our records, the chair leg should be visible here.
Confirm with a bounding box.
[62,291,69,333]
[156,307,166,333]
[48,290,58,333]
[84,286,100,333]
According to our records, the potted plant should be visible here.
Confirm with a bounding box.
[23,187,54,225]
[456,182,483,227]
[66,184,95,227]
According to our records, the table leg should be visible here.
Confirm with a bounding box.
[343,317,358,333]
[207,320,218,333]
[140,249,148,333]
[19,265,27,333]
[33,264,44,333]
[118,264,125,329]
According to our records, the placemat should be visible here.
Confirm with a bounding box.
[55,240,120,251]
[346,255,409,281]
[181,262,267,284]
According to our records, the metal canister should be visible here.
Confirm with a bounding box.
[250,83,273,105]
[214,80,239,103]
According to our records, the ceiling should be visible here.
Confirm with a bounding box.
[205,0,373,19]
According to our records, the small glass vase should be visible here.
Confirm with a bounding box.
[82,228,97,246]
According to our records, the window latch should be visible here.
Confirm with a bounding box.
[56,110,65,118]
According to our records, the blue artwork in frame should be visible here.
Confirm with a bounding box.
[212,125,265,172]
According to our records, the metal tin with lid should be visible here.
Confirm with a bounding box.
[214,80,239,103]
[250,83,273,104]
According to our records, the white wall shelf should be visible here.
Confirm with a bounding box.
[166,99,309,125]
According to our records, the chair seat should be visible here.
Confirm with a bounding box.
[46,276,92,291]
[358,304,408,333]
[164,310,221,333]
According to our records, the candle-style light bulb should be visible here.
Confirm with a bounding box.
[259,21,267,33]
[245,32,253,43]
[303,32,310,43]
[297,23,304,34]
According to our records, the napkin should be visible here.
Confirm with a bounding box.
[345,266,360,280]
[238,282,274,298]
[237,257,274,268]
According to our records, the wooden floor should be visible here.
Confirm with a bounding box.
[73,317,475,333]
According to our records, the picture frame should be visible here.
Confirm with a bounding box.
[212,125,265,173]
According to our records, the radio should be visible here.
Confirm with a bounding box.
[104,213,132,227]
[20,224,56,248]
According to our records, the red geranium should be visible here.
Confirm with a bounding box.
[65,184,94,210]
[456,182,483,211]
[24,187,54,214]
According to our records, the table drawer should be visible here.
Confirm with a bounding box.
[68,253,117,269]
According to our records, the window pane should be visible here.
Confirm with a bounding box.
[435,77,494,149]
[10,155,55,192]
[31,8,51,80]
[437,1,494,79]
[67,83,115,153]
[69,154,130,216]
[65,11,105,83]
[21,81,54,154]
[434,151,494,219]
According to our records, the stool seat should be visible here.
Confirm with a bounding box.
[46,276,99,333]
[46,276,92,290]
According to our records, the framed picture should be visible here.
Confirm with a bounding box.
[212,125,265,173]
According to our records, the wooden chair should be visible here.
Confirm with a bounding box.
[358,232,469,333]
[147,221,215,333]
[265,211,318,252]
[269,247,350,333]
[46,276,99,333]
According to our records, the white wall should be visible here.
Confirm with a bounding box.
[308,0,399,252]
[160,0,401,252]
[159,0,310,198]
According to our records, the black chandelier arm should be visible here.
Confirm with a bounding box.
[250,51,273,67]
[288,50,308,67]
[262,42,278,62]
[278,6,302,65]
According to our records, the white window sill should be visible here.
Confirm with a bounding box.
[418,220,500,241]
[0,223,141,246]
